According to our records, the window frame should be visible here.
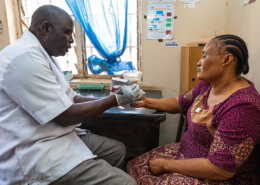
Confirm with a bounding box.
[17,0,142,80]
[77,0,142,79]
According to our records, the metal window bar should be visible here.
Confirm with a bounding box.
[137,0,142,72]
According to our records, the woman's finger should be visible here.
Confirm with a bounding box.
[131,101,143,104]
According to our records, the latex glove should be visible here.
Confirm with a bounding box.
[115,84,143,106]
[130,95,146,108]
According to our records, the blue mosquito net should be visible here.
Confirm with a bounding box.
[65,0,136,75]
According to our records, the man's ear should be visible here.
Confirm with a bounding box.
[222,54,234,67]
[40,21,52,35]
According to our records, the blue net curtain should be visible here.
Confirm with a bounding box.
[65,0,136,75]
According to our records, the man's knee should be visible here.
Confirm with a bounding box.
[114,140,126,157]
[96,159,136,185]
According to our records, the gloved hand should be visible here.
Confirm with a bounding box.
[130,95,146,108]
[115,84,143,106]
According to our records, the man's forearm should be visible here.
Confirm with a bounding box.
[54,94,117,126]
[73,94,100,103]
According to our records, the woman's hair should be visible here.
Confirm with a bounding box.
[212,34,249,75]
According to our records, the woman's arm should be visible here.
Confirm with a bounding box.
[131,96,185,114]
[148,158,233,181]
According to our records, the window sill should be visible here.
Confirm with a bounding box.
[70,78,143,90]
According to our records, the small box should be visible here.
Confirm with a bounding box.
[110,77,130,95]
[63,70,73,81]
[123,71,143,82]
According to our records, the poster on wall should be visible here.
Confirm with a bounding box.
[146,1,175,40]
[244,0,255,4]
[178,0,200,2]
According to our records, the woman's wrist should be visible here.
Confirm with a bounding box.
[144,98,152,108]
[163,159,172,172]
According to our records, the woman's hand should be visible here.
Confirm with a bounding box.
[130,95,147,108]
[148,158,168,175]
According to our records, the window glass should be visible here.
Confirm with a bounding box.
[19,0,77,74]
[85,0,138,75]
[19,0,138,76]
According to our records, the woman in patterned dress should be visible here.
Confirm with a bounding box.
[127,35,260,185]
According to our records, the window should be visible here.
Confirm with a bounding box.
[19,0,78,74]
[18,0,141,78]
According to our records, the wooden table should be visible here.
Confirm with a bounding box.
[77,89,166,158]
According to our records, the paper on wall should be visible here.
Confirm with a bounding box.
[146,1,175,40]
[165,40,178,47]
[178,0,200,2]
[244,0,255,4]
[184,2,195,8]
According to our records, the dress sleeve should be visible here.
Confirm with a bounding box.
[207,103,260,174]
[178,81,207,113]
[2,52,73,125]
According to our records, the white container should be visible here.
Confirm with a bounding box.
[63,70,73,81]
[123,71,143,82]
[110,77,129,94]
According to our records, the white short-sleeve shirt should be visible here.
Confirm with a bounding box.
[0,31,96,185]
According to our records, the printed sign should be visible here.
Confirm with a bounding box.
[146,1,175,40]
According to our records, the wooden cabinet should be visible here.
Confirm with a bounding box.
[180,46,204,94]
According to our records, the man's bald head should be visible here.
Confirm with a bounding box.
[29,5,71,30]
[29,5,74,57]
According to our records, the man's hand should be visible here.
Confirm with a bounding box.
[115,84,143,106]
[148,158,168,175]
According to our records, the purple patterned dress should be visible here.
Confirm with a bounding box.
[127,80,260,185]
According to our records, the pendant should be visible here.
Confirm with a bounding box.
[195,107,202,113]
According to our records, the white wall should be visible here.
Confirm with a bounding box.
[5,0,22,44]
[140,0,227,145]
[0,0,10,50]
[225,0,260,92]
[3,0,258,146]
[0,0,22,50]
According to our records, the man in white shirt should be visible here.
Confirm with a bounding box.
[0,5,141,185]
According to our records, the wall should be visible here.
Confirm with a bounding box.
[5,0,22,44]
[0,0,21,51]
[0,0,10,50]
[0,0,228,145]
[140,0,227,145]
[225,0,260,92]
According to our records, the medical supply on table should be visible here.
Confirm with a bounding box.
[123,71,143,82]
[63,70,73,81]
[110,77,131,94]
[115,84,143,106]
[76,84,105,92]
[111,85,121,93]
